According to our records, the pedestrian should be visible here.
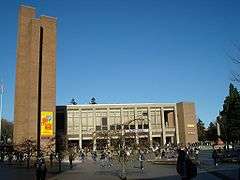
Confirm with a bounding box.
[92,151,97,161]
[212,149,218,166]
[69,153,73,169]
[40,159,47,180]
[176,149,189,180]
[81,151,85,162]
[106,151,112,167]
[139,151,145,171]
[50,153,53,167]
[100,151,106,167]
[194,148,199,160]
[19,152,24,162]
[161,149,166,159]
[35,160,41,180]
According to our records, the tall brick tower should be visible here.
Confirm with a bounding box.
[13,5,56,144]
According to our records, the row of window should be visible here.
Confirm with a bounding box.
[68,110,175,134]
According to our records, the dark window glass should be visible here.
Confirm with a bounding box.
[138,124,142,129]
[102,117,107,126]
[117,125,121,130]
[96,126,101,131]
[124,125,129,129]
[110,125,115,130]
[102,126,108,130]
[143,124,149,129]
[130,125,135,129]
[164,111,169,127]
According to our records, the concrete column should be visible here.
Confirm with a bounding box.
[93,108,96,151]
[107,107,110,130]
[107,107,110,147]
[107,138,111,148]
[120,108,125,147]
[78,108,82,149]
[147,107,153,148]
[161,107,166,145]
[134,107,139,145]
[174,105,180,145]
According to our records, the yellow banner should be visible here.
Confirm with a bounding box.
[41,111,53,137]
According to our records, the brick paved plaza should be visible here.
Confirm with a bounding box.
[0,150,239,180]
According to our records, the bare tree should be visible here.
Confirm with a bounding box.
[92,116,150,180]
[229,43,240,83]
[18,139,37,168]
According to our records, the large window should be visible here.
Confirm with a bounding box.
[67,110,79,135]
[150,108,161,125]
[164,110,175,128]
[150,108,162,130]
[137,109,148,129]
[109,110,121,129]
[102,117,108,130]
[123,109,134,124]
[96,110,108,131]
[81,110,94,132]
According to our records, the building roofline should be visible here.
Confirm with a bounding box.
[61,102,178,107]
[20,5,36,9]
[40,15,57,20]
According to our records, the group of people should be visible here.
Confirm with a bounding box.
[0,149,30,164]
[35,144,200,179]
[70,147,147,171]
[152,144,200,161]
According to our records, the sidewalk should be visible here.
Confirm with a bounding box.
[198,149,240,180]
[48,158,224,180]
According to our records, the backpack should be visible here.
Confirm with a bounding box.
[187,159,197,178]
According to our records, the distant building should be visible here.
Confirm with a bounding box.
[56,102,198,150]
[13,5,56,144]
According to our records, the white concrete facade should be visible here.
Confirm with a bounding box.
[65,103,183,150]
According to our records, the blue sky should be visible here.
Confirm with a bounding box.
[0,0,240,126]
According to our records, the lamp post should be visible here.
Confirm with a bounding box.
[37,27,43,159]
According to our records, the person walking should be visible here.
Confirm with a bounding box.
[80,151,85,162]
[212,149,218,166]
[161,149,166,159]
[92,151,97,161]
[139,151,145,171]
[49,153,53,167]
[40,159,47,180]
[107,151,112,167]
[194,148,199,160]
[176,149,189,180]
[100,151,106,167]
[35,160,42,180]
[69,153,73,169]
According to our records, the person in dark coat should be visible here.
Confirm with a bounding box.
[92,151,97,161]
[176,149,189,180]
[69,153,73,169]
[40,160,47,180]
[161,150,166,159]
[212,149,218,166]
[139,151,145,171]
[49,153,53,167]
[35,160,42,180]
[80,151,85,162]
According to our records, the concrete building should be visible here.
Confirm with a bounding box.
[13,5,56,144]
[57,102,198,150]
